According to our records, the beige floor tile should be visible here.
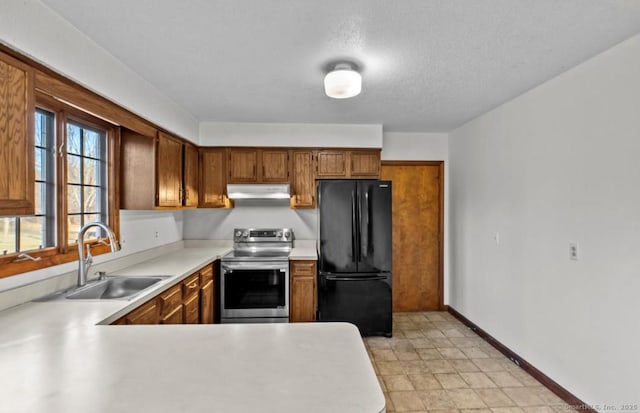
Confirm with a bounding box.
[482,346,506,358]
[384,375,416,391]
[425,359,457,373]
[408,373,443,390]
[388,391,426,411]
[396,349,422,361]
[459,372,497,388]
[392,339,416,351]
[396,320,419,330]
[425,329,448,339]
[435,373,469,389]
[509,371,543,387]
[462,347,490,359]
[410,338,435,348]
[528,386,565,406]
[450,359,481,373]
[460,409,493,413]
[474,388,517,407]
[377,360,406,375]
[426,313,447,321]
[385,392,396,411]
[473,359,506,372]
[401,360,432,374]
[378,376,387,392]
[404,330,427,339]
[419,348,445,360]
[485,372,524,387]
[429,410,460,413]
[491,407,526,413]
[443,328,467,338]
[439,348,469,360]
[447,389,488,409]
[408,313,429,323]
[523,407,557,413]
[502,387,546,407]
[367,337,393,348]
[450,337,480,348]
[417,389,457,410]
[432,338,457,348]
[372,348,399,361]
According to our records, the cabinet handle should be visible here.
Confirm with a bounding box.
[187,282,198,289]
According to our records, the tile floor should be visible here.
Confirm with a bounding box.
[363,311,570,413]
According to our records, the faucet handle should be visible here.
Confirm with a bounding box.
[97,271,106,281]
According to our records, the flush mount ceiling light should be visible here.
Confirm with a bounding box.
[324,63,362,99]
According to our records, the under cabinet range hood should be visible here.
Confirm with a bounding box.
[227,184,291,199]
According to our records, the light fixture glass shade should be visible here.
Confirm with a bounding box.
[324,63,362,99]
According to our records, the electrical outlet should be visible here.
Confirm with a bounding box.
[569,243,578,261]
[494,232,500,245]
[154,231,159,239]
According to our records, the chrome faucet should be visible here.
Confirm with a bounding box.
[77,222,121,287]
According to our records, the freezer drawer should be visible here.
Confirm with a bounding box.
[317,272,392,337]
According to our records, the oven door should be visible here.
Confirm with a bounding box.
[221,261,289,320]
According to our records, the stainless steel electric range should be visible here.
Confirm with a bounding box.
[220,228,293,323]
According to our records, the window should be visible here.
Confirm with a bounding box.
[0,93,119,277]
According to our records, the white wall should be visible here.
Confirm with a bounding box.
[183,202,317,240]
[200,122,382,147]
[0,0,198,141]
[449,34,640,405]
[382,132,450,304]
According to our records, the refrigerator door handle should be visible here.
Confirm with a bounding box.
[360,188,370,259]
[325,275,388,281]
[351,189,357,262]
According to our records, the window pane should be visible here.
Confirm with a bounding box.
[83,158,100,185]
[67,215,82,244]
[67,154,81,184]
[67,185,82,214]
[83,186,100,213]
[35,148,45,181]
[35,182,45,215]
[35,113,43,147]
[0,218,17,254]
[67,123,82,155]
[83,129,101,158]
[83,214,105,238]
[19,217,46,251]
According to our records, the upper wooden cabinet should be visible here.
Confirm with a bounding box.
[0,51,35,216]
[157,132,183,207]
[316,149,380,179]
[121,129,199,209]
[290,150,315,209]
[228,148,289,183]
[199,147,230,208]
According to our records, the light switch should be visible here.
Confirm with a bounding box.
[569,243,578,261]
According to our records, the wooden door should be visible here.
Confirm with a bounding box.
[228,148,258,183]
[120,129,157,209]
[290,261,317,322]
[381,162,443,311]
[261,149,289,182]
[125,299,160,324]
[183,143,199,207]
[183,293,200,324]
[290,150,315,208]
[350,150,380,178]
[199,148,228,208]
[0,51,35,216]
[161,306,183,324]
[200,279,214,324]
[316,150,347,178]
[157,132,182,207]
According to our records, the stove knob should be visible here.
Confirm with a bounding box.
[235,230,242,238]
[276,231,283,238]
[284,231,291,239]
[242,231,249,238]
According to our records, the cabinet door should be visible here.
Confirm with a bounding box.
[183,143,199,207]
[316,150,347,178]
[350,150,380,178]
[183,293,200,324]
[290,150,315,208]
[158,284,182,318]
[160,305,183,324]
[157,132,182,207]
[0,51,35,216]
[290,261,317,322]
[200,279,214,324]
[199,148,229,208]
[228,148,258,183]
[261,149,289,183]
[125,299,159,325]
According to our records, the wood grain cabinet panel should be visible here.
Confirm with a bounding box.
[0,51,35,216]
[157,131,183,207]
[161,305,183,324]
[183,293,200,324]
[350,150,381,177]
[290,150,315,208]
[316,150,347,178]
[125,299,159,325]
[158,284,182,317]
[200,279,214,324]
[228,148,258,183]
[261,149,289,182]
[183,143,199,207]
[290,260,317,322]
[199,148,229,208]
[120,129,157,209]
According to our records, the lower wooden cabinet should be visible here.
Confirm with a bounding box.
[289,260,317,322]
[113,262,217,326]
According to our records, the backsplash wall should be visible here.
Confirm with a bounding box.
[183,201,318,240]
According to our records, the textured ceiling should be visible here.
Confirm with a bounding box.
[41,0,640,132]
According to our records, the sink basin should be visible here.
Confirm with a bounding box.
[65,276,169,300]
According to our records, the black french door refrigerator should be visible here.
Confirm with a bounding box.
[317,180,392,337]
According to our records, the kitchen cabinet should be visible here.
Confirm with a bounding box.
[316,149,381,179]
[158,284,182,324]
[121,129,199,209]
[228,148,289,183]
[199,147,230,208]
[182,273,201,324]
[199,265,215,324]
[290,150,315,208]
[123,299,160,325]
[0,51,35,216]
[289,260,317,322]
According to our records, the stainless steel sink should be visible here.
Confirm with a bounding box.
[65,276,169,300]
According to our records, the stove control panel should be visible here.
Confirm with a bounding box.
[233,228,293,242]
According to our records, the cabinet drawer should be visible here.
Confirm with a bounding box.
[182,273,200,299]
[200,265,213,284]
[291,261,316,277]
[161,305,183,324]
[183,293,200,324]
[158,284,181,317]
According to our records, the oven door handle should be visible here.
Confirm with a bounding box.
[222,262,288,271]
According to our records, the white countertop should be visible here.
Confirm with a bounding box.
[0,245,382,413]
